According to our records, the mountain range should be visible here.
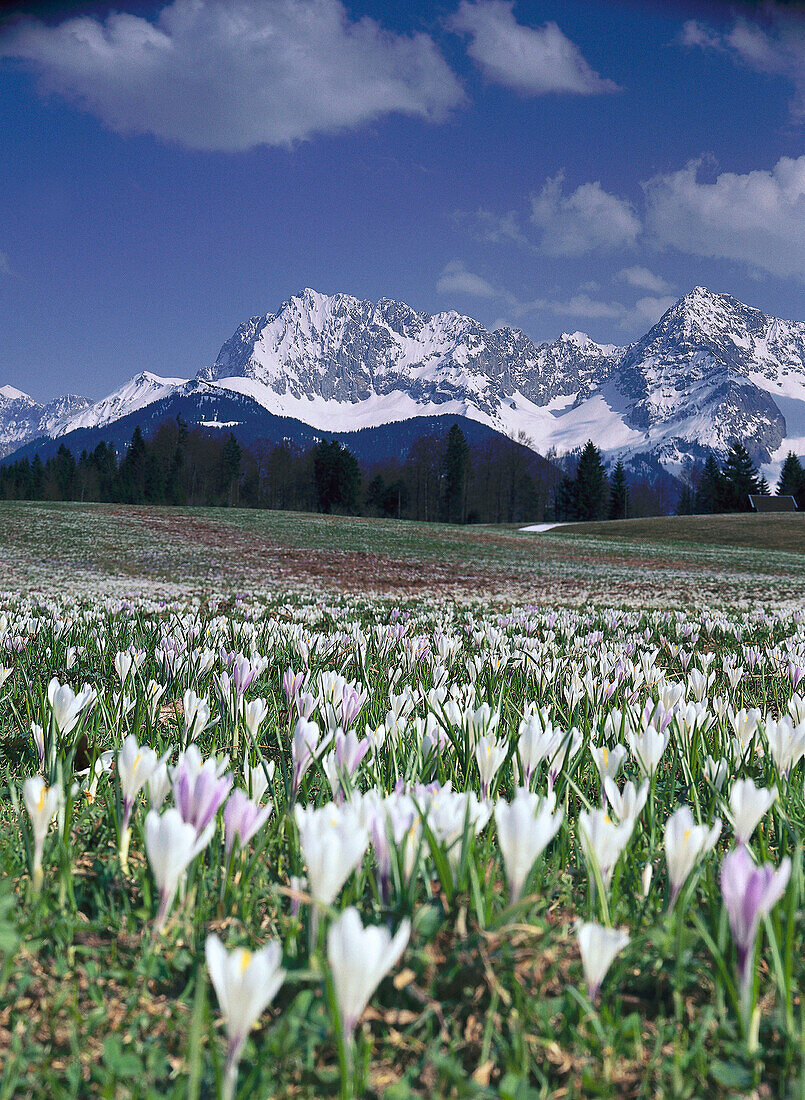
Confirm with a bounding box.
[3,286,805,479]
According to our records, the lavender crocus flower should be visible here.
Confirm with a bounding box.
[173,753,232,836]
[282,667,307,705]
[232,655,257,696]
[720,846,791,1010]
[223,789,273,861]
[340,684,367,730]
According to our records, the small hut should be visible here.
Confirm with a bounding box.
[748,495,798,512]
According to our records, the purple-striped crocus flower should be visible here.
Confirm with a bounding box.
[720,846,791,1009]
[223,789,273,861]
[173,753,232,836]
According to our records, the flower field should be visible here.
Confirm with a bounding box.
[0,502,803,1098]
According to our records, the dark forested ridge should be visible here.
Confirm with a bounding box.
[2,415,796,524]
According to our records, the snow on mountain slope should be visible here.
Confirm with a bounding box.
[0,387,90,458]
[4,286,805,478]
[55,372,188,435]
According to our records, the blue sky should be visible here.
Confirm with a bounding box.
[1,0,805,401]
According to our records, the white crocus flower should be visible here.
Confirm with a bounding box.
[578,807,633,892]
[294,802,368,920]
[576,921,630,1003]
[117,734,161,871]
[327,907,411,1040]
[495,788,563,902]
[205,934,286,1100]
[764,716,805,779]
[147,759,172,810]
[475,734,507,799]
[144,808,215,932]
[626,725,669,778]
[589,742,627,793]
[22,775,62,892]
[243,697,269,741]
[602,778,649,829]
[703,756,729,791]
[728,778,777,846]
[182,689,210,742]
[664,806,721,906]
[47,677,95,737]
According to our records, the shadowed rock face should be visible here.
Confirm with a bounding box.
[4,286,805,469]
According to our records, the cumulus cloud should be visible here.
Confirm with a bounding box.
[0,0,464,151]
[437,260,499,298]
[449,0,618,95]
[526,292,675,329]
[530,172,641,256]
[617,266,673,294]
[681,9,805,119]
[644,155,805,279]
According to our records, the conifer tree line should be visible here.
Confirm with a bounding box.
[676,442,804,514]
[0,419,559,523]
[1,419,799,522]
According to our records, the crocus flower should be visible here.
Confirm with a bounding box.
[576,921,630,1003]
[664,806,721,906]
[47,677,95,737]
[626,725,669,778]
[589,742,627,795]
[117,734,161,872]
[294,802,368,939]
[31,722,45,767]
[475,734,507,800]
[144,808,214,931]
[764,716,805,779]
[182,689,210,742]
[22,776,62,892]
[601,779,649,831]
[172,750,232,836]
[147,759,171,809]
[243,698,269,741]
[205,934,286,1100]
[290,718,328,798]
[578,807,633,892]
[223,789,273,862]
[720,846,791,1012]
[495,788,563,902]
[327,907,410,1040]
[728,778,777,846]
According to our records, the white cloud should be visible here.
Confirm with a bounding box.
[681,9,805,119]
[437,261,498,298]
[644,156,805,279]
[617,266,673,294]
[530,172,641,256]
[449,0,618,96]
[0,0,464,151]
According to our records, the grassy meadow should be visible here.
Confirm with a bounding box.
[0,501,803,1098]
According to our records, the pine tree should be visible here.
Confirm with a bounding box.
[609,460,628,520]
[442,424,470,523]
[694,453,725,514]
[721,442,760,512]
[574,441,609,521]
[777,452,805,507]
[757,474,771,496]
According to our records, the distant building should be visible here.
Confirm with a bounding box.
[748,495,798,512]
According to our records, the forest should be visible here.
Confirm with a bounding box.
[0,418,801,523]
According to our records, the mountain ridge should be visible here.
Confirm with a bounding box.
[4,286,805,478]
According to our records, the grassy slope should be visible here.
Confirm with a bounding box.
[1,500,805,605]
[544,513,805,554]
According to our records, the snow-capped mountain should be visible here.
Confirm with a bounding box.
[5,286,805,477]
[0,385,90,458]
